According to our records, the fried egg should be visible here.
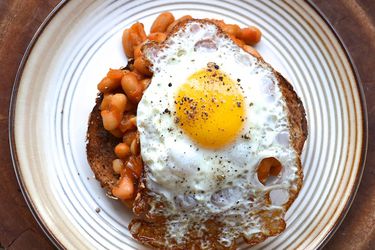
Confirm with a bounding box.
[136,20,301,247]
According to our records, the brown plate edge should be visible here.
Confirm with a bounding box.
[7,1,368,250]
[305,1,368,249]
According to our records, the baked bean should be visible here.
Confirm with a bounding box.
[257,157,282,184]
[97,77,121,93]
[148,32,167,43]
[133,57,152,77]
[167,15,193,33]
[119,114,136,133]
[134,44,143,59]
[243,45,261,58]
[150,12,175,33]
[239,26,262,45]
[100,94,112,111]
[130,135,140,155]
[222,24,241,37]
[122,22,147,58]
[140,78,151,90]
[121,72,143,103]
[101,109,121,131]
[112,159,124,174]
[121,72,138,91]
[130,22,147,41]
[112,169,135,200]
[110,93,127,113]
[122,29,134,58]
[129,32,144,51]
[107,69,124,80]
[115,143,131,159]
[123,131,137,145]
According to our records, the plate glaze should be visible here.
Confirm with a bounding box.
[10,0,367,249]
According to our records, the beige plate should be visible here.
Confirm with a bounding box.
[10,0,367,249]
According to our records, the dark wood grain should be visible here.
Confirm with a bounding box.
[0,0,374,249]
[0,1,60,249]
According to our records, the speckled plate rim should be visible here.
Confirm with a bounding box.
[8,0,368,249]
[305,1,368,248]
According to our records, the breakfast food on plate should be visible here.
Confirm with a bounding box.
[86,12,307,249]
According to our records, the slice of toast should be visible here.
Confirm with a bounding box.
[86,18,308,249]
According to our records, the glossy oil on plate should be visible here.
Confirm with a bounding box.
[10,0,367,249]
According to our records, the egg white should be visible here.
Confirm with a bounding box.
[137,21,300,246]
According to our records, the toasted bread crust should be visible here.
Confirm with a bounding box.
[276,72,308,154]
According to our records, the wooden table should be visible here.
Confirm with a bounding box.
[1,0,374,249]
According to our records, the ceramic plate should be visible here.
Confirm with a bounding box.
[10,0,367,249]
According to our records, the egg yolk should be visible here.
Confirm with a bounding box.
[175,64,245,149]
